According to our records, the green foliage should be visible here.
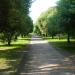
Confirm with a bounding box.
[47,8,59,38]
[47,37,75,54]
[57,0,75,42]
[34,0,75,42]
[20,15,33,36]
[0,0,33,45]
[34,25,41,35]
[34,7,58,37]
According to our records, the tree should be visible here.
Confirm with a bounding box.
[20,15,33,37]
[34,7,58,37]
[57,0,75,43]
[0,0,33,45]
[47,7,59,38]
[34,8,50,36]
[33,25,41,35]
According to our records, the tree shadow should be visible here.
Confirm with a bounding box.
[15,38,75,75]
[0,44,29,75]
[43,37,58,40]
[49,41,75,54]
[18,38,31,41]
[0,37,75,75]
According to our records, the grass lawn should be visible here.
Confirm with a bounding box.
[44,37,75,54]
[0,36,31,75]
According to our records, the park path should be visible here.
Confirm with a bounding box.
[16,35,75,75]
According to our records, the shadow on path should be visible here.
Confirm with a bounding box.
[15,35,75,75]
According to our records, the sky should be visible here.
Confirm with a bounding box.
[29,0,58,23]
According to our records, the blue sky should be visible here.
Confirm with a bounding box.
[29,0,58,22]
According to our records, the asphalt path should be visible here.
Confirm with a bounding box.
[16,35,75,75]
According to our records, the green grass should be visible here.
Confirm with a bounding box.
[0,37,30,50]
[45,37,75,54]
[0,36,31,75]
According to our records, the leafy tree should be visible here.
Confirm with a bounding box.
[34,9,49,36]
[20,15,33,37]
[34,25,41,35]
[47,7,59,38]
[0,0,32,45]
[34,7,58,37]
[57,0,75,43]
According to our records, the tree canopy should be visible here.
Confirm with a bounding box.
[34,7,58,37]
[57,0,75,42]
[34,0,75,42]
[0,0,33,45]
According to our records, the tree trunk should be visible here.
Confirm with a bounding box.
[7,35,11,46]
[8,40,11,46]
[58,34,61,40]
[67,33,70,43]
[52,35,54,39]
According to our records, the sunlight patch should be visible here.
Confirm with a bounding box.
[0,58,11,69]
[30,40,48,44]
[38,64,60,69]
[20,71,48,74]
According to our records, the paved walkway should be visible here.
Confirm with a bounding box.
[16,35,75,75]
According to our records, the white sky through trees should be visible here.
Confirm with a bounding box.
[29,0,58,23]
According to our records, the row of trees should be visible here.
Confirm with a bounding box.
[34,0,75,43]
[0,0,33,45]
